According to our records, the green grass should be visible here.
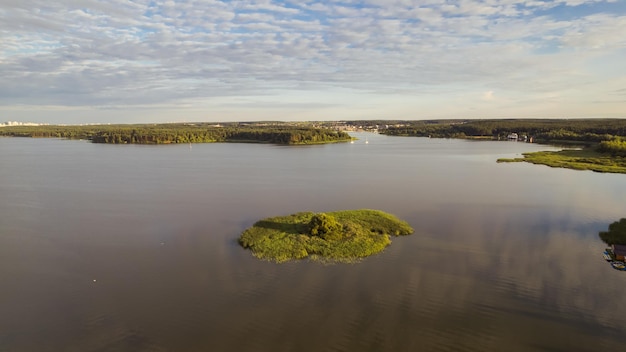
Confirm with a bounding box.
[238,209,414,263]
[497,149,626,174]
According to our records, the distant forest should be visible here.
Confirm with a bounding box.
[0,123,352,145]
[379,119,626,157]
[3,119,626,155]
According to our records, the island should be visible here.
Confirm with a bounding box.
[496,148,626,174]
[0,122,353,145]
[238,209,414,263]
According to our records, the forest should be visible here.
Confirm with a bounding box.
[379,119,626,157]
[380,119,626,143]
[0,123,353,145]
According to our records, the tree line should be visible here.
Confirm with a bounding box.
[381,119,626,141]
[380,119,626,156]
[0,123,352,145]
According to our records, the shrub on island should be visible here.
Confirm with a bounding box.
[238,209,413,263]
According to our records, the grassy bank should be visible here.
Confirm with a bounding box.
[497,149,626,174]
[238,209,414,263]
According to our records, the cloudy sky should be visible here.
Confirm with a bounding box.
[1,0,625,124]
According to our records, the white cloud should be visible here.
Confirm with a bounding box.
[0,0,625,123]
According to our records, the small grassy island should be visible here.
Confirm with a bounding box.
[238,209,414,263]
[497,149,626,174]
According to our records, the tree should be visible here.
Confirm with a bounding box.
[599,218,626,245]
[308,213,342,240]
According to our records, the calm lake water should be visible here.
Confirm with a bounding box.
[1,133,625,351]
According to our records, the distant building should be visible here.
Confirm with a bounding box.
[613,244,626,261]
[0,121,48,127]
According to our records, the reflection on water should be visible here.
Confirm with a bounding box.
[1,134,625,351]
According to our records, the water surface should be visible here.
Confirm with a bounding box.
[1,134,625,351]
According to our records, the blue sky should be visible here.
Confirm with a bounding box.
[1,0,625,124]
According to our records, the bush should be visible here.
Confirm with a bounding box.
[308,213,342,239]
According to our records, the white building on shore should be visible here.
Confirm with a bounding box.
[0,121,48,127]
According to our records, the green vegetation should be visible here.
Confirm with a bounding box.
[497,149,626,173]
[0,123,352,145]
[238,209,414,263]
[599,219,626,245]
[380,119,626,143]
[597,138,626,157]
[6,118,626,172]
[375,118,626,174]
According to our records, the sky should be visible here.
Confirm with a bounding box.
[1,0,625,124]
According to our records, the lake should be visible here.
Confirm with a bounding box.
[1,133,625,351]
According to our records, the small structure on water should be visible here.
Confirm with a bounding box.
[505,133,532,142]
[611,261,626,271]
[613,244,626,261]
